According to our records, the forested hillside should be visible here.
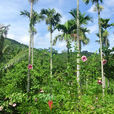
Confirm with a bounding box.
[0,0,114,113]
[0,38,114,113]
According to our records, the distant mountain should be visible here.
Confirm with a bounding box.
[4,38,93,55]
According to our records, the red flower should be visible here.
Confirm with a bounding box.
[28,64,32,69]
[103,59,107,65]
[98,80,102,85]
[48,100,53,110]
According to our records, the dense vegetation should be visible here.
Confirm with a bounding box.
[0,38,114,113]
[0,0,114,113]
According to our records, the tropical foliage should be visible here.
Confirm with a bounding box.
[0,0,114,113]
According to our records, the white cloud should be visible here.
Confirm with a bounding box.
[87,24,98,33]
[34,29,67,53]
[54,8,69,24]
[19,35,29,45]
[61,16,68,24]
[88,5,95,13]
[8,33,29,45]
[7,34,15,40]
[104,0,114,7]
[58,42,66,47]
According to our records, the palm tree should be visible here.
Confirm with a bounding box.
[20,10,43,69]
[53,20,90,63]
[96,18,114,88]
[70,8,92,94]
[76,0,80,95]
[96,28,109,47]
[53,20,74,63]
[100,18,114,47]
[27,0,38,93]
[100,18,114,89]
[40,8,61,85]
[69,9,92,52]
[83,0,105,97]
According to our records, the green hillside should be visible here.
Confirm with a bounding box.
[0,38,114,113]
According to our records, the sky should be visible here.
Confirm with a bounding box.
[0,0,114,53]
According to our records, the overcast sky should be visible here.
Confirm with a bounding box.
[0,0,114,53]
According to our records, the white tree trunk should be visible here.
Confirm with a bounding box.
[50,30,52,79]
[77,0,80,95]
[27,2,33,93]
[32,34,34,69]
[97,3,105,97]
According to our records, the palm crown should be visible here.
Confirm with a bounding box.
[40,8,61,32]
[83,0,103,4]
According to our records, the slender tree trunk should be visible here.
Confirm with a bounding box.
[105,37,110,88]
[77,0,80,95]
[97,3,105,97]
[67,47,70,64]
[27,2,33,93]
[32,33,34,69]
[67,41,70,64]
[50,29,53,79]
[50,29,53,96]
[79,40,81,53]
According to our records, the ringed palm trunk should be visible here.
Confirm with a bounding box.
[77,0,80,95]
[106,39,109,88]
[97,3,105,97]
[50,28,53,83]
[27,2,33,93]
[32,33,34,69]
[67,41,70,64]
[79,40,81,53]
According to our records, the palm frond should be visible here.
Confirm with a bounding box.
[53,34,64,45]
[20,10,30,18]
[40,8,62,32]
[56,24,67,32]
[69,9,76,18]
[83,0,90,4]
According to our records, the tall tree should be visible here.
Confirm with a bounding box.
[76,0,80,95]
[53,20,74,63]
[40,8,61,90]
[96,18,114,88]
[83,0,105,97]
[20,10,43,69]
[70,7,91,94]
[53,20,90,63]
[69,9,91,52]
[96,28,109,47]
[27,0,38,93]
[100,18,114,47]
[72,28,90,52]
